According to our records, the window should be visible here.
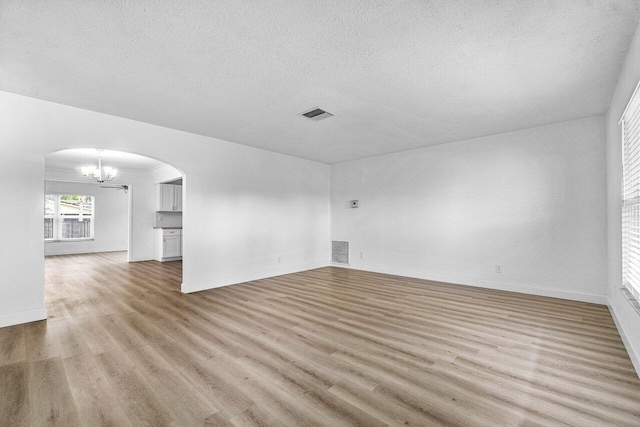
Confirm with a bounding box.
[44,194,94,241]
[621,83,640,303]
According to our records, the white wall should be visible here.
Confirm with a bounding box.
[606,20,640,375]
[44,180,128,256]
[128,179,159,262]
[332,116,607,303]
[0,91,330,327]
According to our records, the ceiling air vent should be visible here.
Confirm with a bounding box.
[300,107,334,121]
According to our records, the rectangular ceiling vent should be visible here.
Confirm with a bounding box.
[332,241,349,265]
[300,107,334,121]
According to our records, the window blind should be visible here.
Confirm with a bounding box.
[621,82,640,301]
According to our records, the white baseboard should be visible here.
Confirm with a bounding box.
[331,263,608,305]
[157,256,182,263]
[128,256,154,262]
[181,261,329,293]
[182,260,607,304]
[45,248,128,257]
[607,297,640,379]
[0,307,47,328]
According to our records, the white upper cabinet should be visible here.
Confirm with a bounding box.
[157,184,174,211]
[156,184,182,212]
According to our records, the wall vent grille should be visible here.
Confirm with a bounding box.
[332,241,349,264]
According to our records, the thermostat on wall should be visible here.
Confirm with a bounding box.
[350,200,359,208]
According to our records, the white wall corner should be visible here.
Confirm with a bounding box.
[0,306,47,328]
[181,261,331,293]
[607,297,640,379]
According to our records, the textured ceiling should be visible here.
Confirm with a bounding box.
[2,1,639,164]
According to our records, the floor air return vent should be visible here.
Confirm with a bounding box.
[332,241,349,265]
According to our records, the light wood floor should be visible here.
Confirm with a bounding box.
[1,252,639,426]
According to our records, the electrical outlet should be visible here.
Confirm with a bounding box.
[496,264,502,273]
[360,251,364,259]
[350,200,359,208]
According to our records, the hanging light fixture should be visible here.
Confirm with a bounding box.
[81,149,117,183]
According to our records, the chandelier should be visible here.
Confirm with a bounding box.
[81,150,117,183]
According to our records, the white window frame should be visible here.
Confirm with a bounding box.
[45,194,95,242]
[620,80,640,311]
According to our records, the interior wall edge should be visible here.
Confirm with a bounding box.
[181,260,330,293]
[607,297,640,379]
[0,306,47,328]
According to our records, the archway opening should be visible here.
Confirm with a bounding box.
[43,148,185,308]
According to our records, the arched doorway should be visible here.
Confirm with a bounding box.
[43,148,186,304]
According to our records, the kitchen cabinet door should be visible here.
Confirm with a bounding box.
[157,184,175,211]
[163,235,181,257]
[174,185,182,212]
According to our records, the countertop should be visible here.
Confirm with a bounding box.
[153,227,182,229]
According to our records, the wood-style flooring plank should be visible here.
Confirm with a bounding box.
[0,361,30,426]
[23,321,60,362]
[153,341,255,420]
[0,251,637,426]
[49,318,92,360]
[0,324,25,366]
[62,352,132,426]
[125,344,219,424]
[95,348,176,427]
[45,299,71,322]
[28,357,81,426]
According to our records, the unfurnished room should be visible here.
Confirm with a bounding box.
[1,1,640,426]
